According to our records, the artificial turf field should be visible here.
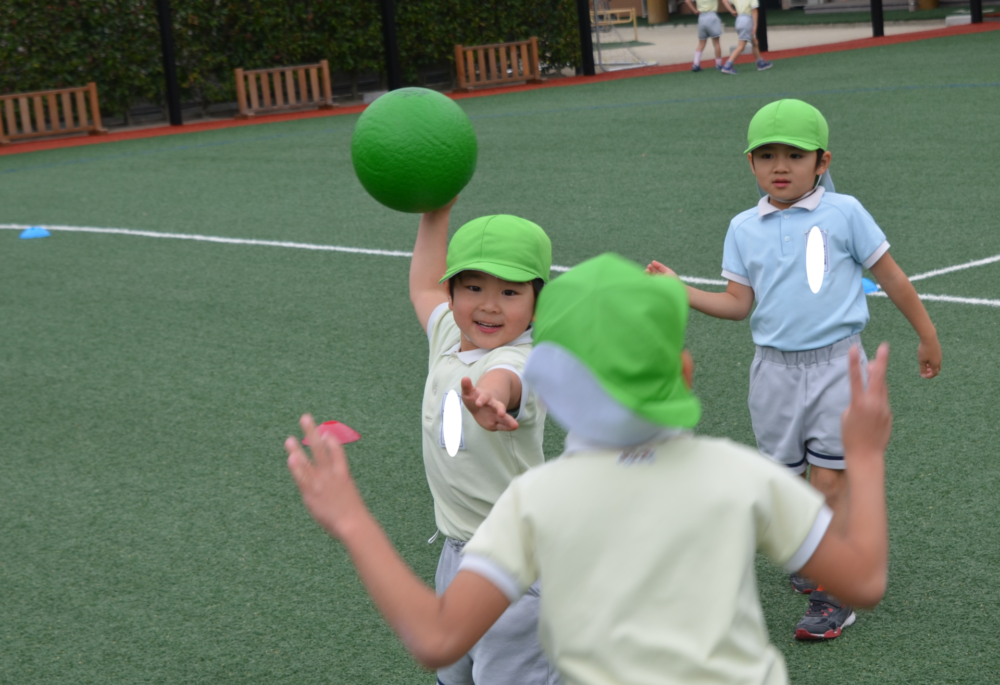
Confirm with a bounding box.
[2,30,999,684]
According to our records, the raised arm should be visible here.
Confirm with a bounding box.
[286,414,510,667]
[798,344,891,607]
[868,252,941,378]
[411,198,458,332]
[647,261,754,320]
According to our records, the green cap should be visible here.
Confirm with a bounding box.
[531,253,701,429]
[745,99,829,154]
[440,215,552,284]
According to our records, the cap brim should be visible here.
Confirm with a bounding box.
[744,137,822,154]
[439,261,543,284]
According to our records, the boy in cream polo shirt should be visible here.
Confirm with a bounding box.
[409,199,558,685]
[685,0,736,72]
[286,253,893,685]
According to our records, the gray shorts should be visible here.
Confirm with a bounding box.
[435,538,560,685]
[748,334,867,474]
[698,11,723,39]
[736,15,754,42]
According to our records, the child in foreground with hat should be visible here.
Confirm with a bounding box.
[286,253,892,685]
[405,199,558,685]
[648,98,940,640]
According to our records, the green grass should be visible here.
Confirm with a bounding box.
[2,31,999,684]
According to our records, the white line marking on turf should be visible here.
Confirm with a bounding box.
[867,290,1000,307]
[4,223,997,304]
[907,253,1000,283]
[0,223,726,287]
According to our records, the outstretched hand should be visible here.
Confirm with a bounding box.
[286,414,369,540]
[646,260,677,277]
[461,377,519,431]
[841,343,893,466]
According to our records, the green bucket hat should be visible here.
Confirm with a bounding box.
[440,215,552,284]
[745,99,829,154]
[525,253,701,436]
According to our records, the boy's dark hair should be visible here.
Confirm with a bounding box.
[448,275,545,304]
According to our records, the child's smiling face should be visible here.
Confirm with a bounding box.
[748,143,832,209]
[449,271,536,352]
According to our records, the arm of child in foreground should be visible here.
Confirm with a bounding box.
[461,369,522,431]
[410,197,459,332]
[286,414,510,668]
[647,260,755,320]
[868,253,941,378]
[797,343,891,608]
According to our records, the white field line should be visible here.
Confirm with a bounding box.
[0,223,726,287]
[3,223,998,305]
[907,253,1000,283]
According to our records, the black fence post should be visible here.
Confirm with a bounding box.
[970,0,983,22]
[757,4,769,53]
[576,0,596,76]
[156,0,182,126]
[379,0,403,90]
[871,0,885,37]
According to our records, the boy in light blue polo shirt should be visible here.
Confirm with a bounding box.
[648,99,941,641]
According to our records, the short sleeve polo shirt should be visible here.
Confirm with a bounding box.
[696,0,721,12]
[461,434,830,685]
[732,0,758,15]
[422,303,546,542]
[722,188,890,351]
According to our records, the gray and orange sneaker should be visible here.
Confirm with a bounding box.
[794,591,856,640]
[790,572,818,594]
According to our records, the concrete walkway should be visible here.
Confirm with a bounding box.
[596,19,946,68]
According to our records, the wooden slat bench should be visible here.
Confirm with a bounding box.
[454,37,543,91]
[591,8,639,41]
[0,82,107,145]
[234,59,335,118]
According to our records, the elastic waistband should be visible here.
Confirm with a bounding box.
[754,334,862,366]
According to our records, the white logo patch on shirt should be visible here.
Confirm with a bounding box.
[440,390,465,455]
[805,226,829,294]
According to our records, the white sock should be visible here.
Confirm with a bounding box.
[694,50,702,66]
[716,57,723,67]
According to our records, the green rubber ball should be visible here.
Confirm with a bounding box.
[351,88,478,213]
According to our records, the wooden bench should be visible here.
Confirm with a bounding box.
[0,82,107,145]
[234,59,335,118]
[454,37,543,91]
[591,8,639,41]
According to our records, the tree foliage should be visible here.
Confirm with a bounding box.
[0,0,580,117]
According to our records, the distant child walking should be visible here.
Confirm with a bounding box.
[649,99,941,640]
[686,0,737,71]
[720,0,772,74]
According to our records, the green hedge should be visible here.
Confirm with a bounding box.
[0,1,581,118]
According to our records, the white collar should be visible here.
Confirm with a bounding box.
[442,327,534,364]
[758,185,826,218]
[562,428,689,456]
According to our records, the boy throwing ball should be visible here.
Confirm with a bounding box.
[286,253,893,684]
[408,199,558,685]
[649,99,941,639]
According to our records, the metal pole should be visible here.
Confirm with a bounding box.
[576,0,596,76]
[970,0,983,23]
[871,0,885,37]
[156,0,182,125]
[756,3,769,53]
[379,0,403,90]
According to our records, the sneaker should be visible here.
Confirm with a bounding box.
[715,63,724,71]
[691,64,702,72]
[721,64,738,75]
[790,572,817,594]
[794,591,856,640]
[757,60,773,71]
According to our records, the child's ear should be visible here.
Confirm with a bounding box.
[747,153,755,173]
[816,150,832,175]
[681,350,695,390]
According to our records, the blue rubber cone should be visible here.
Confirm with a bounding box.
[19,226,50,239]
[862,277,879,294]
